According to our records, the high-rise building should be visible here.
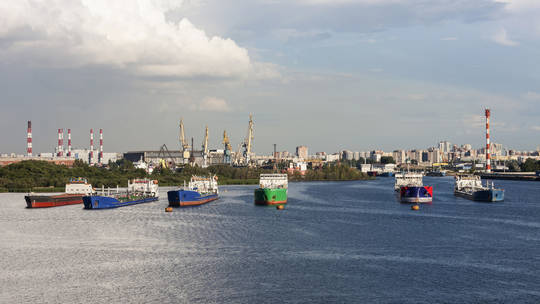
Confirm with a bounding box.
[296,146,308,160]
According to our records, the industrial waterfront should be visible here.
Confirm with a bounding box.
[1,177,539,303]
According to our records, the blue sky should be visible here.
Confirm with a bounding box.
[1,0,539,154]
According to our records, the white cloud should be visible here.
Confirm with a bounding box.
[496,0,540,11]
[522,91,540,101]
[190,97,231,112]
[491,28,519,46]
[440,37,458,41]
[0,0,251,78]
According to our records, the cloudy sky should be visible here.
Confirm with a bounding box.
[1,0,539,154]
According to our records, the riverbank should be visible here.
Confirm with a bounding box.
[0,160,371,192]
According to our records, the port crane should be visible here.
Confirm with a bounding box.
[180,118,190,164]
[202,126,209,168]
[233,114,254,166]
[223,130,232,164]
[242,114,254,166]
[157,144,176,169]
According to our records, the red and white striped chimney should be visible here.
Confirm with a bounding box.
[27,121,32,157]
[89,128,94,163]
[485,109,491,173]
[67,129,72,157]
[99,129,103,163]
[57,129,64,157]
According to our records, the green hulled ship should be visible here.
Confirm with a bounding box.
[254,174,288,205]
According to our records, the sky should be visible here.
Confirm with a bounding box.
[1,0,540,155]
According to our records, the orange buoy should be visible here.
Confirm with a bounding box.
[276,205,284,210]
[165,207,173,212]
[411,205,419,211]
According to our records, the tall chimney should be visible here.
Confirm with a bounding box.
[67,129,72,157]
[57,129,64,157]
[99,129,103,164]
[89,129,94,164]
[27,121,32,157]
[485,109,491,173]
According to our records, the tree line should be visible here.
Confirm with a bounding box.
[0,159,371,192]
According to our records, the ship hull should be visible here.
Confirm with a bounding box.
[379,172,394,177]
[454,189,504,202]
[254,188,288,205]
[25,194,84,208]
[83,195,158,209]
[167,190,219,207]
[400,186,433,203]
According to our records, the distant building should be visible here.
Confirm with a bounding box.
[341,150,354,161]
[296,146,308,160]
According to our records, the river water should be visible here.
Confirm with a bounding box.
[1,177,539,303]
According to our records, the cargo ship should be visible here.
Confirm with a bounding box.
[25,177,94,208]
[83,179,159,209]
[395,172,433,203]
[254,174,288,205]
[454,175,504,202]
[167,175,219,207]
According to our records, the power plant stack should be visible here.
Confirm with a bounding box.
[57,129,64,157]
[485,109,491,173]
[99,129,103,164]
[67,129,72,157]
[27,121,32,157]
[89,129,94,164]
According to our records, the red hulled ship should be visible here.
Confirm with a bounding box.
[25,177,94,208]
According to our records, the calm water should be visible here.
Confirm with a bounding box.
[1,177,540,303]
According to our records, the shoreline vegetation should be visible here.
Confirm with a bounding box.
[0,160,372,193]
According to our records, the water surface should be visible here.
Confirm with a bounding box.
[1,177,539,303]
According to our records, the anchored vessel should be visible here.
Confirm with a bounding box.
[167,175,219,207]
[454,175,504,202]
[25,177,94,208]
[395,172,433,203]
[254,174,288,205]
[83,179,159,209]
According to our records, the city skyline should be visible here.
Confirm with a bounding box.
[1,1,540,153]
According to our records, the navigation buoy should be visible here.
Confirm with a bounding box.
[165,207,173,212]
[276,205,284,210]
[411,205,419,211]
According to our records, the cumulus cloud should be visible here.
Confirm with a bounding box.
[190,97,231,112]
[0,0,251,78]
[491,28,519,46]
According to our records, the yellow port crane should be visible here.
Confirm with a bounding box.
[180,118,190,162]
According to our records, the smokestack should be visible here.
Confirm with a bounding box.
[485,109,491,173]
[89,129,94,164]
[67,129,72,157]
[27,121,32,157]
[99,129,103,164]
[57,129,64,157]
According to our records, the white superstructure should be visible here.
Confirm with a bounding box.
[394,172,424,191]
[187,175,219,195]
[128,179,159,197]
[259,174,288,189]
[65,178,94,195]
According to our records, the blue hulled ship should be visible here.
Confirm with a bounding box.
[84,179,159,209]
[395,172,433,203]
[454,175,504,202]
[168,175,219,207]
